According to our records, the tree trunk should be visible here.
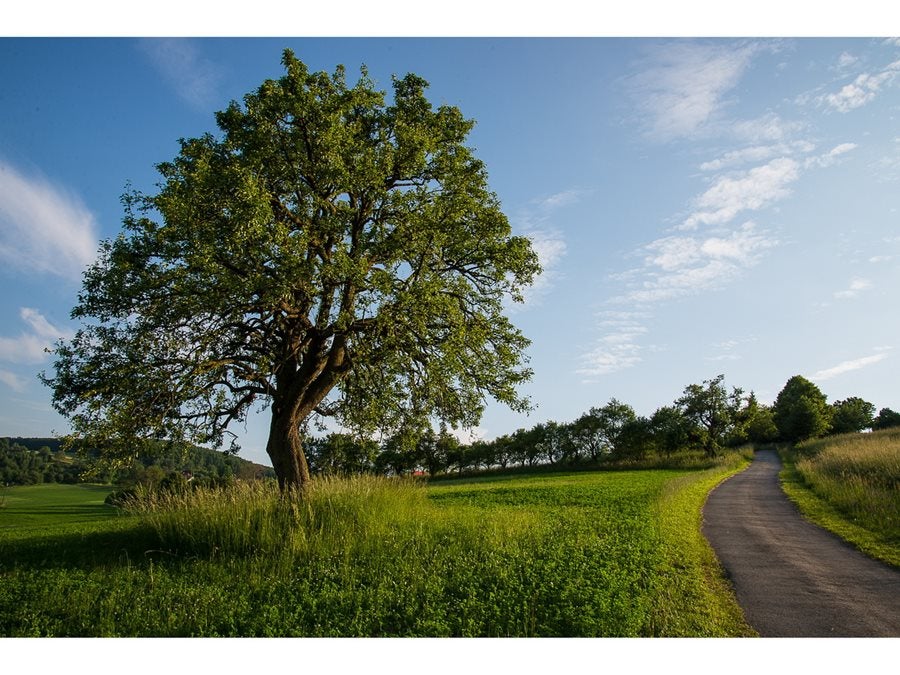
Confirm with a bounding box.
[266,402,311,491]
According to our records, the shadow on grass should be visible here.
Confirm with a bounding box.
[6,505,118,518]
[0,521,165,571]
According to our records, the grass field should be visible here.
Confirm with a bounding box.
[779,428,900,568]
[0,484,121,530]
[0,456,754,637]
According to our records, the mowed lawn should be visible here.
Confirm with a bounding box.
[0,459,753,637]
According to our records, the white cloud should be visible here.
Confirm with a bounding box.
[731,113,806,144]
[138,38,222,111]
[682,158,799,230]
[617,222,778,304]
[804,142,858,169]
[834,277,873,299]
[705,336,757,362]
[0,159,99,281]
[0,308,73,365]
[700,141,816,173]
[821,59,900,112]
[835,52,859,71]
[510,191,573,309]
[627,42,761,141]
[811,353,888,381]
[536,189,585,210]
[507,228,567,310]
[0,368,27,392]
[21,308,67,341]
[577,312,649,377]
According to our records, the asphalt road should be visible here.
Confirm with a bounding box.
[702,449,900,637]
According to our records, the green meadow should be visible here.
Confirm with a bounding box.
[0,483,121,530]
[0,455,754,637]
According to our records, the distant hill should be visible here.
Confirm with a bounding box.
[1,437,275,486]
[6,437,64,453]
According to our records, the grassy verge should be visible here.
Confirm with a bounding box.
[649,449,755,636]
[778,429,900,568]
[1,456,754,637]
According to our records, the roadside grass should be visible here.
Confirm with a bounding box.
[0,455,754,637]
[649,448,756,636]
[779,429,900,568]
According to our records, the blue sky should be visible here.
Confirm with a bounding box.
[2,33,899,466]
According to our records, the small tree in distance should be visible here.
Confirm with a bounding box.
[829,397,875,435]
[43,51,540,490]
[773,375,831,442]
[677,374,744,457]
[872,407,900,430]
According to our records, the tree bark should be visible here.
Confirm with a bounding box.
[266,401,311,490]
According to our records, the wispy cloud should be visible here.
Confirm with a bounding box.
[0,368,27,392]
[138,39,223,112]
[731,113,806,144]
[834,277,873,299]
[616,222,778,305]
[577,311,650,378]
[681,158,800,231]
[699,140,815,172]
[834,51,860,72]
[626,41,763,141]
[804,142,858,169]
[520,228,567,307]
[820,59,900,112]
[706,336,757,362]
[0,159,98,281]
[0,308,73,365]
[535,189,588,211]
[509,190,576,309]
[811,352,888,381]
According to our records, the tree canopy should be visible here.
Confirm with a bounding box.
[773,375,831,442]
[830,397,876,434]
[43,50,540,489]
[873,407,900,430]
[676,374,744,456]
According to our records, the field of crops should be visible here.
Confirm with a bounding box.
[0,457,753,637]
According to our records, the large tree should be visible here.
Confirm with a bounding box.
[43,51,540,489]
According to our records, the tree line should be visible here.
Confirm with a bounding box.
[0,438,82,486]
[5,374,895,486]
[304,374,900,478]
[0,437,275,487]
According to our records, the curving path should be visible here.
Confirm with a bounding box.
[702,449,900,637]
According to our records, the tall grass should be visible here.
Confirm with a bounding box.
[121,475,539,564]
[793,429,900,542]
